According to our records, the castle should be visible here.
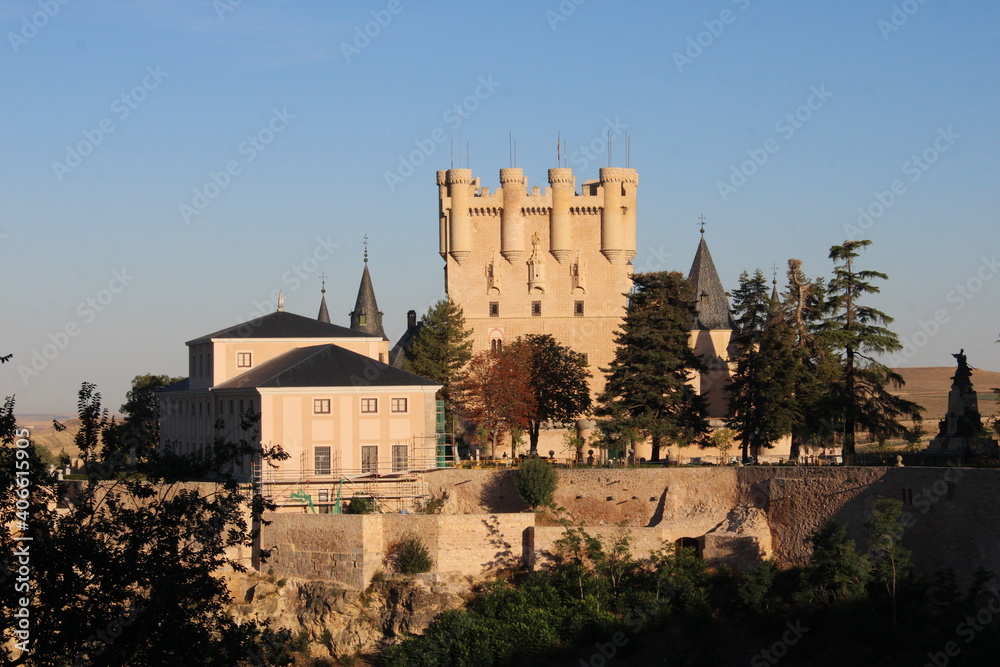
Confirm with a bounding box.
[434,165,754,459]
[436,166,637,399]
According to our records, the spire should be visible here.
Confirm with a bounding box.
[349,243,388,340]
[687,228,733,330]
[277,290,285,312]
[317,273,330,323]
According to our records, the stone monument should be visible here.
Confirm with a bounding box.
[924,350,999,459]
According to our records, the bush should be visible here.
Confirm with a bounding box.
[396,534,433,575]
[515,458,558,509]
[345,495,376,514]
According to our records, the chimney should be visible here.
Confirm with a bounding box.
[407,310,417,329]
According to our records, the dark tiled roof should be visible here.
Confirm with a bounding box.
[350,264,388,340]
[688,236,734,330]
[214,344,440,389]
[389,322,422,369]
[187,310,372,345]
[157,377,190,393]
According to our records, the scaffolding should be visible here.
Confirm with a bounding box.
[251,435,456,513]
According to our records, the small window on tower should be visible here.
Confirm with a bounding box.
[489,302,499,317]
[574,301,584,317]
[359,314,367,325]
[237,352,252,368]
[491,338,503,352]
[532,301,541,316]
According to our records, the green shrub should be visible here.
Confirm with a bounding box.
[345,495,376,514]
[396,534,433,575]
[515,458,558,509]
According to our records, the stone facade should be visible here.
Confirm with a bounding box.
[437,166,636,398]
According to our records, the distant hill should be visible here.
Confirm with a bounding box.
[890,366,1000,428]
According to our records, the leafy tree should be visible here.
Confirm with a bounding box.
[103,373,183,460]
[817,240,922,464]
[514,458,558,509]
[796,520,872,608]
[0,382,288,666]
[710,427,736,463]
[725,270,800,461]
[865,498,912,625]
[403,298,474,435]
[597,271,710,461]
[453,349,536,458]
[394,534,434,575]
[510,334,591,456]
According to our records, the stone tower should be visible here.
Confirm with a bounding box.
[437,165,637,396]
[686,231,735,421]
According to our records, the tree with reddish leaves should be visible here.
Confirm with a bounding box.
[453,349,536,459]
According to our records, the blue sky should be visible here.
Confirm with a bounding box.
[2,0,998,415]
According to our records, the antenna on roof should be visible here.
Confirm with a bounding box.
[319,272,328,294]
[450,139,454,169]
[457,108,462,168]
[771,263,780,286]
[626,133,630,168]
[363,234,369,264]
[509,130,513,168]
[698,214,707,236]
[466,141,470,172]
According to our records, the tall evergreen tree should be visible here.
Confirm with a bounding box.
[596,271,710,461]
[403,298,474,435]
[725,271,800,461]
[510,334,592,456]
[817,240,922,464]
[781,259,842,459]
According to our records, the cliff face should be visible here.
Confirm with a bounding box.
[228,571,472,660]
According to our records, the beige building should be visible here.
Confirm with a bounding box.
[159,265,442,488]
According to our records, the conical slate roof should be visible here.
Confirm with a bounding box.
[317,292,331,323]
[350,262,388,340]
[687,235,734,330]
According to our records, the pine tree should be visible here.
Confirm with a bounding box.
[817,240,922,464]
[510,334,592,456]
[596,271,710,461]
[725,271,800,461]
[780,259,842,460]
[404,298,474,434]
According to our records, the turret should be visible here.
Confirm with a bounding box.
[446,168,473,265]
[499,168,525,263]
[436,170,448,259]
[548,167,574,263]
[599,168,624,262]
